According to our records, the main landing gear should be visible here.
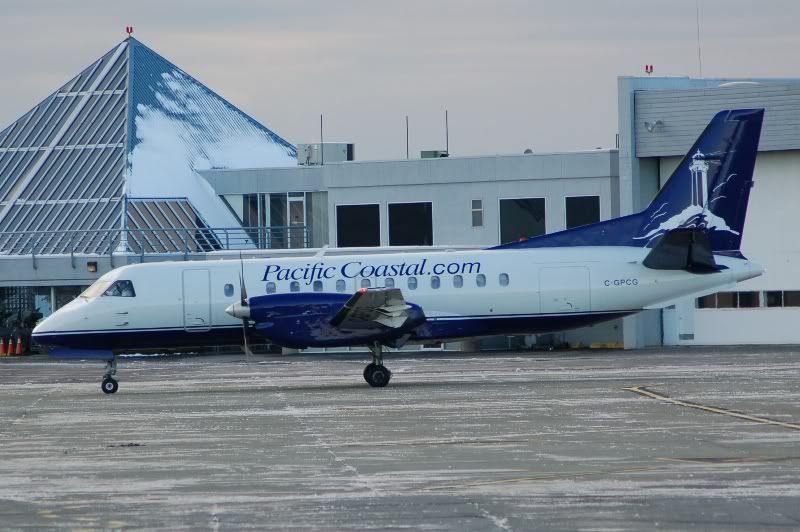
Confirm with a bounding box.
[364,342,391,388]
[101,357,119,394]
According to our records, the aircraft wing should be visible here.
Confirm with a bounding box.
[330,288,417,330]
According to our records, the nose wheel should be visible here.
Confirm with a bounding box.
[101,377,119,394]
[364,342,391,387]
[101,357,119,394]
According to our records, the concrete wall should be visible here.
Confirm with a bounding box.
[201,151,620,248]
[327,174,616,247]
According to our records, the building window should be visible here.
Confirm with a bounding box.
[716,292,737,308]
[565,196,600,229]
[471,199,483,227]
[266,282,277,294]
[695,291,785,309]
[476,274,486,287]
[737,291,759,308]
[290,281,300,292]
[336,204,380,247]
[785,291,800,307]
[453,275,463,288]
[313,280,323,292]
[499,273,509,286]
[336,279,346,292]
[224,284,234,297]
[408,277,418,290]
[388,202,433,246]
[431,276,441,289]
[696,294,715,308]
[500,198,545,244]
[385,278,395,288]
[765,291,783,307]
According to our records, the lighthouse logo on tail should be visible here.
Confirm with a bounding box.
[635,150,741,245]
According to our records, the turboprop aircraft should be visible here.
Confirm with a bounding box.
[33,109,765,394]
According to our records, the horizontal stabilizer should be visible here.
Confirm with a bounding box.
[642,228,722,273]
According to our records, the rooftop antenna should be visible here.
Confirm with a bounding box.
[405,115,409,159]
[125,26,134,37]
[695,0,703,77]
[445,110,449,155]
[320,114,324,166]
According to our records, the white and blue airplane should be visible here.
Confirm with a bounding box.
[33,109,765,394]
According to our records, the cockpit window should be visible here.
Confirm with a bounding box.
[81,280,112,299]
[103,280,136,297]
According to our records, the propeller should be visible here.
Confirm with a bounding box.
[225,253,253,361]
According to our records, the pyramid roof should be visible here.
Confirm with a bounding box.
[0,37,296,254]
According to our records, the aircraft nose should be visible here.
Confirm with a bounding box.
[32,317,52,336]
[225,302,250,320]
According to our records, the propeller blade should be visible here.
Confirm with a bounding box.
[237,254,251,361]
[239,252,248,304]
[242,319,253,360]
[239,272,248,305]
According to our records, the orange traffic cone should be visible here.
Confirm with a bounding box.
[15,337,24,356]
[0,338,7,357]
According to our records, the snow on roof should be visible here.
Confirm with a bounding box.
[0,37,296,253]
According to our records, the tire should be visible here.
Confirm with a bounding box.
[364,364,391,388]
[363,363,378,381]
[101,377,119,394]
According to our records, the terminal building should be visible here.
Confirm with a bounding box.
[1,36,798,349]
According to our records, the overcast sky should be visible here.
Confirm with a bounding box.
[1,0,798,160]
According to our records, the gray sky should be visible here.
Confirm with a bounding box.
[1,0,798,160]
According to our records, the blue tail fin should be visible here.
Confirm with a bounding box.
[492,108,764,254]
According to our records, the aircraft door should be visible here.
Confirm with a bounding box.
[183,269,211,331]
[539,266,590,313]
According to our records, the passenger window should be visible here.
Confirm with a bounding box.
[408,277,418,290]
[103,280,136,297]
[385,277,395,288]
[224,283,234,297]
[453,275,463,288]
[336,279,346,292]
[499,273,509,286]
[476,274,486,287]
[290,281,300,292]
[361,278,371,288]
[313,280,323,292]
[431,276,440,289]
[266,282,276,294]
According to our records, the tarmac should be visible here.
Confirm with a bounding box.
[1,346,799,530]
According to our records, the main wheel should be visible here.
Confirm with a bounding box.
[101,377,119,394]
[363,364,391,388]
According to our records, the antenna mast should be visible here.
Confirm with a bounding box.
[695,0,703,77]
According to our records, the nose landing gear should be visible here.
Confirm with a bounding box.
[101,357,119,394]
[364,342,391,387]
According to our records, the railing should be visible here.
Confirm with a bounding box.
[0,226,310,257]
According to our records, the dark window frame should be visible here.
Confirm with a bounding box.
[499,197,546,244]
[565,195,601,230]
[336,203,381,247]
[388,201,434,246]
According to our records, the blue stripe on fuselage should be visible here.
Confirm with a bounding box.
[34,311,633,352]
